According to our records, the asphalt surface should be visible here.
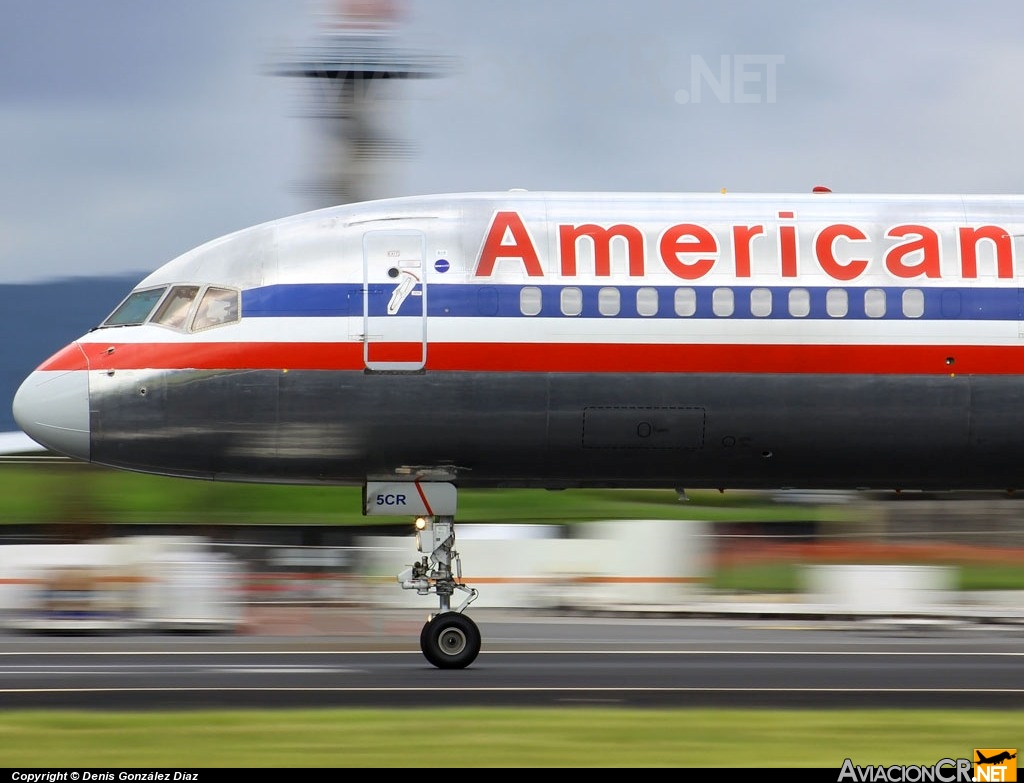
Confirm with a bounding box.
[0,608,1021,709]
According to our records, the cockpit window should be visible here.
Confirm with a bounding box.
[152,285,200,329]
[98,283,240,331]
[101,287,167,327]
[191,287,240,331]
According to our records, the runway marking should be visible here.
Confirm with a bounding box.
[474,650,1024,656]
[0,666,356,675]
[1,649,1024,656]
[0,686,1021,694]
[0,662,354,666]
[213,667,363,674]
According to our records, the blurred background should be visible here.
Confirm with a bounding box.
[1,0,1023,634]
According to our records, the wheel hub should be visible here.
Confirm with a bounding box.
[439,628,467,655]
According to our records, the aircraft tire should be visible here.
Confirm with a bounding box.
[420,612,481,669]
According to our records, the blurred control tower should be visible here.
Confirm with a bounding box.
[276,0,454,208]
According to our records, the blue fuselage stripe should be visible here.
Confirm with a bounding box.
[240,283,1022,321]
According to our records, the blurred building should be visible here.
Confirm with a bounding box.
[276,0,454,208]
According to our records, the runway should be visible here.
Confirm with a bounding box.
[0,609,1021,709]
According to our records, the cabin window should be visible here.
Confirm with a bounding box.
[152,285,200,330]
[636,287,658,316]
[560,287,583,316]
[826,289,848,318]
[750,288,772,317]
[902,289,924,319]
[598,287,620,316]
[788,288,810,317]
[865,288,886,318]
[674,288,696,316]
[101,287,166,327]
[520,286,542,316]
[712,288,734,317]
[192,287,240,331]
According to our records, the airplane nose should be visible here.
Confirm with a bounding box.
[12,344,90,461]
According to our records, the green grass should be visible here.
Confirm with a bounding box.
[959,564,1024,591]
[0,708,1017,767]
[711,561,807,592]
[0,463,848,525]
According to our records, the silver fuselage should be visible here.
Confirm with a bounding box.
[14,190,1024,491]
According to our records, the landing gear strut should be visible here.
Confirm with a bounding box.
[398,515,481,669]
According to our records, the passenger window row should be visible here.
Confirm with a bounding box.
[519,286,927,319]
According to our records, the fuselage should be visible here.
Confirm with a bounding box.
[13,189,1024,490]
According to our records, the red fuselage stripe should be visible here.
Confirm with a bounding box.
[34,340,1024,375]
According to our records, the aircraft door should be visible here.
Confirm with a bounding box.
[362,230,427,370]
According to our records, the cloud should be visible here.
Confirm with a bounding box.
[6,0,1024,282]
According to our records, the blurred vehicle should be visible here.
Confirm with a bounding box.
[0,536,242,634]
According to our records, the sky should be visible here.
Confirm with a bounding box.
[3,0,1024,284]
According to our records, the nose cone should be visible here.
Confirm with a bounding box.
[12,345,91,461]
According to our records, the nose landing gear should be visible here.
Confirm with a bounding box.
[398,515,481,669]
